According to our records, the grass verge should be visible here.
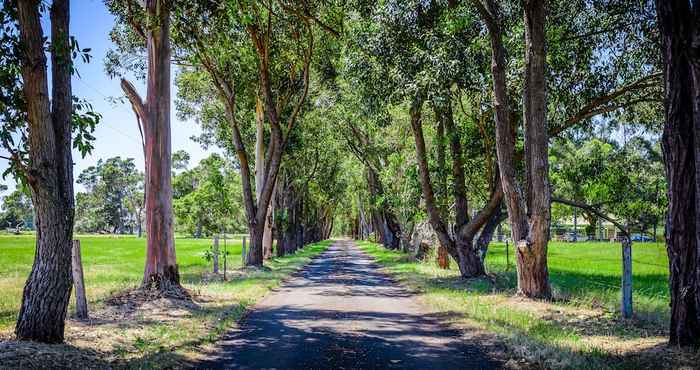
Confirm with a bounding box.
[358,240,697,370]
[0,235,331,369]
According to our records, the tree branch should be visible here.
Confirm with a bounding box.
[282,17,313,148]
[550,72,662,137]
[551,197,631,236]
[126,0,146,40]
[120,78,147,122]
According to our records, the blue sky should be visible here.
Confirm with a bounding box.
[0,0,209,193]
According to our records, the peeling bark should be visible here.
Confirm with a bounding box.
[121,0,179,290]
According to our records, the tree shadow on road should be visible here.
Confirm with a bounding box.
[194,306,506,370]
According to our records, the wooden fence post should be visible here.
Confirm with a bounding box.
[505,240,509,271]
[213,235,220,274]
[241,236,247,267]
[621,236,633,318]
[71,240,88,320]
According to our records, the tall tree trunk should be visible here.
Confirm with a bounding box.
[656,0,700,346]
[434,106,450,264]
[243,22,310,266]
[365,166,400,248]
[264,181,275,257]
[517,0,551,299]
[254,95,274,259]
[477,0,551,299]
[358,194,369,239]
[121,0,179,290]
[15,0,75,343]
[274,176,288,257]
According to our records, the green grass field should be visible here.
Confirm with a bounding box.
[0,234,238,330]
[487,241,669,321]
[0,233,332,367]
[0,236,675,368]
[359,240,678,369]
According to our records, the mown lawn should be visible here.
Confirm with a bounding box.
[487,241,669,321]
[0,233,331,368]
[0,234,243,330]
[359,240,689,370]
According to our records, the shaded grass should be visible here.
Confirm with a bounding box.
[0,234,331,368]
[359,240,691,370]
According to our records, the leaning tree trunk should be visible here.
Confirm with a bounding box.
[15,0,75,343]
[477,205,505,259]
[121,0,179,290]
[656,0,700,346]
[409,94,488,277]
[366,166,400,248]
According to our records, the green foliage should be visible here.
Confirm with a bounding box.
[550,135,665,234]
[0,2,100,183]
[75,157,143,234]
[173,153,245,237]
[0,187,33,230]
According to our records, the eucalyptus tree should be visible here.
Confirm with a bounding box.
[2,0,99,343]
[0,188,34,231]
[105,0,182,292]
[345,0,504,277]
[173,154,244,237]
[655,0,700,347]
[550,137,665,238]
[473,0,660,298]
[172,0,340,266]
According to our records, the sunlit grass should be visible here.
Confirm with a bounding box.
[0,234,244,330]
[359,240,675,369]
[0,233,329,338]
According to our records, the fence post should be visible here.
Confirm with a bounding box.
[621,236,633,318]
[505,240,509,271]
[213,235,220,274]
[71,240,88,320]
[241,236,247,267]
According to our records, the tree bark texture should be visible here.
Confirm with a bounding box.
[434,108,450,268]
[254,96,275,259]
[408,94,503,278]
[121,0,179,290]
[365,167,401,249]
[15,0,76,343]
[517,0,551,299]
[477,0,551,298]
[656,0,700,346]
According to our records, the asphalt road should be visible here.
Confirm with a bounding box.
[196,240,502,370]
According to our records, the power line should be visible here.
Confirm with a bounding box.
[75,78,142,145]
